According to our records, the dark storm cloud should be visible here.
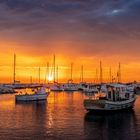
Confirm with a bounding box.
[0,0,139,29]
[0,0,140,56]
[0,0,139,31]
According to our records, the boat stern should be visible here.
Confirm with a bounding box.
[84,99,106,111]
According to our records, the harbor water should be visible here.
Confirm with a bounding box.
[0,92,140,140]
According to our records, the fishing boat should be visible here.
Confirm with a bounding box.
[84,84,136,112]
[15,87,49,102]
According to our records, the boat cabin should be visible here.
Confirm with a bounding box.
[106,84,134,101]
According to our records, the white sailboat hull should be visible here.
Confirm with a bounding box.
[16,93,48,101]
[50,85,64,91]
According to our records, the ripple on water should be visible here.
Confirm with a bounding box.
[0,92,140,140]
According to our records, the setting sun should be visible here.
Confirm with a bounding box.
[48,75,53,82]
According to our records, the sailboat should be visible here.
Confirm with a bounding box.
[14,54,49,101]
[78,65,87,91]
[49,55,64,91]
[11,54,22,89]
[63,63,78,91]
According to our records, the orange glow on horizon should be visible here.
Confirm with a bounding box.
[0,50,140,83]
[0,42,140,83]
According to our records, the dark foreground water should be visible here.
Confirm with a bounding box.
[0,92,140,140]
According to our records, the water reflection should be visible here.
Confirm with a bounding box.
[0,92,140,140]
[0,100,47,139]
[15,101,47,139]
[84,110,138,140]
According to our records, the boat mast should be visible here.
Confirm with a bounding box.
[13,54,16,84]
[70,63,73,81]
[44,62,49,84]
[81,65,83,82]
[118,62,121,83]
[47,62,49,83]
[80,65,83,82]
[30,76,32,84]
[53,54,56,83]
[100,61,103,84]
[56,65,58,83]
[109,67,112,83]
[95,68,98,83]
[38,67,40,84]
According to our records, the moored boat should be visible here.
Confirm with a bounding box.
[83,84,98,93]
[84,84,136,112]
[50,83,64,91]
[63,80,78,91]
[15,87,49,102]
[77,82,87,91]
[0,85,15,94]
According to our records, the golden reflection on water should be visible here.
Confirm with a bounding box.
[0,94,15,110]
[45,92,86,134]
[0,92,139,139]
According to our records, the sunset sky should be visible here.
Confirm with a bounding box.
[0,0,140,83]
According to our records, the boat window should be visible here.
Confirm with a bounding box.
[122,87,125,92]
[116,87,120,91]
[125,93,129,99]
[113,90,116,101]
[108,91,111,99]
